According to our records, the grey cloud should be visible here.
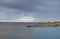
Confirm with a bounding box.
[0,7,35,20]
[0,0,54,12]
[0,0,34,11]
[0,0,60,22]
[0,0,59,11]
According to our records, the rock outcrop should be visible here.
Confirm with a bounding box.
[27,21,60,27]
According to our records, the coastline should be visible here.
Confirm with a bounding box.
[27,21,60,27]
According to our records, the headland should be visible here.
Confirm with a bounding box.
[27,21,60,27]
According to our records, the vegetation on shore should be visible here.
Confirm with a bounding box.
[27,21,60,27]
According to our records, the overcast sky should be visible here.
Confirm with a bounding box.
[0,0,60,22]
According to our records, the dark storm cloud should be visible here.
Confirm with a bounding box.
[0,0,59,13]
[0,0,50,12]
[0,0,34,11]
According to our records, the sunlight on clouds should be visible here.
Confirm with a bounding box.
[0,16,38,22]
[16,16,36,22]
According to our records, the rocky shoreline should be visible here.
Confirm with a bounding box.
[27,21,60,27]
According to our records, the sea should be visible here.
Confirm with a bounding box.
[0,22,60,39]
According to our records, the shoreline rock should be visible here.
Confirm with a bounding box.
[27,21,60,27]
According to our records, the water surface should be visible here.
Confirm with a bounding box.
[0,22,60,39]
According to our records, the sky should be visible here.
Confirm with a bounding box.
[0,0,60,22]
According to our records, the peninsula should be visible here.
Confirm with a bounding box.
[27,21,60,27]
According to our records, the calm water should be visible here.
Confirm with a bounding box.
[0,22,60,39]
